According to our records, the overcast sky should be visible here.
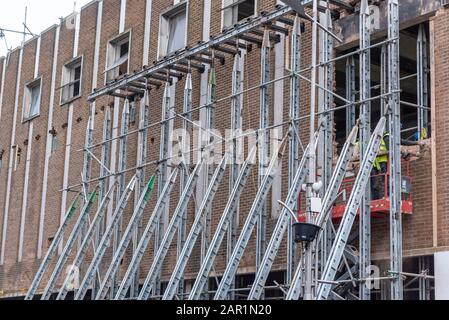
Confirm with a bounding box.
[0,0,92,57]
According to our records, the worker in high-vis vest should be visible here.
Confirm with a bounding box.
[371,127,421,199]
[374,132,389,173]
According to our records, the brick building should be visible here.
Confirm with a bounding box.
[0,0,448,300]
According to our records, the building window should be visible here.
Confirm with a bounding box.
[61,57,82,105]
[105,32,130,82]
[222,0,256,29]
[159,2,187,58]
[23,78,42,121]
[129,101,137,125]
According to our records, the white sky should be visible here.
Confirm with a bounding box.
[0,0,92,57]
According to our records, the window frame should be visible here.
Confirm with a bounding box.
[158,1,189,59]
[60,55,83,106]
[221,0,257,30]
[105,30,132,83]
[22,77,42,122]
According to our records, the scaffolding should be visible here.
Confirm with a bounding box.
[26,0,435,300]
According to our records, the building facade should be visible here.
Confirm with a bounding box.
[0,0,448,299]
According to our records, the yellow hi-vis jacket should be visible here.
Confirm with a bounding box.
[374,133,389,171]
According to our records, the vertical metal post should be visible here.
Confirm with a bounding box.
[381,44,387,116]
[201,58,216,268]
[304,0,319,301]
[256,29,271,278]
[178,72,192,296]
[156,82,171,295]
[417,24,429,139]
[228,51,242,300]
[388,0,403,300]
[359,0,372,301]
[131,89,150,297]
[346,56,356,138]
[82,116,94,294]
[318,5,334,280]
[287,16,301,285]
[111,98,130,298]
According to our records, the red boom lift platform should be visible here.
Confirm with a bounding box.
[298,160,413,222]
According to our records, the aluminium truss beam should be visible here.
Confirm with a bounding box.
[95,176,156,300]
[227,52,243,300]
[115,169,179,300]
[213,139,288,300]
[248,135,317,300]
[25,192,83,300]
[42,185,114,300]
[287,16,301,285]
[56,184,116,300]
[318,6,334,276]
[188,146,257,300]
[359,0,372,301]
[256,29,271,280]
[201,65,217,278]
[74,176,137,300]
[131,90,150,297]
[286,124,359,300]
[316,117,386,300]
[86,5,312,102]
[155,82,172,295]
[163,153,229,300]
[177,73,192,296]
[417,24,429,138]
[137,159,205,300]
[388,0,403,300]
[110,98,131,298]
[345,57,356,138]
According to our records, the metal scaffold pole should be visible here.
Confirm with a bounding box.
[346,56,356,138]
[178,72,192,296]
[303,0,319,301]
[318,3,334,279]
[201,61,216,269]
[417,24,429,139]
[110,98,130,298]
[227,50,243,300]
[256,29,272,286]
[287,15,301,285]
[388,0,403,300]
[131,90,150,297]
[359,0,372,301]
[155,82,172,295]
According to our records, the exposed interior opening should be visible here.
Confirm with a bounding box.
[159,2,187,58]
[372,255,434,300]
[22,77,42,122]
[61,56,82,105]
[105,32,130,82]
[334,22,431,150]
[222,0,256,29]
